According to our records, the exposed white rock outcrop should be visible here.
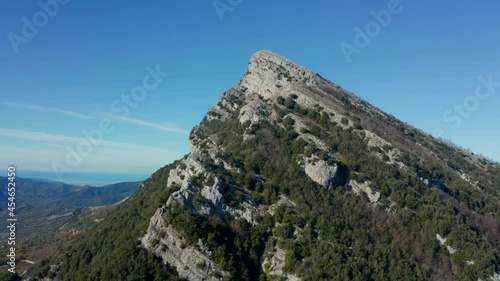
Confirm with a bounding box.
[478,272,500,281]
[239,50,323,101]
[164,134,258,223]
[364,130,400,164]
[206,88,241,122]
[435,234,456,254]
[446,245,456,254]
[459,170,479,189]
[490,273,500,281]
[305,159,341,190]
[350,180,380,204]
[142,209,228,281]
[263,247,301,281]
[436,234,447,245]
[239,97,270,125]
[260,195,296,216]
[142,116,258,280]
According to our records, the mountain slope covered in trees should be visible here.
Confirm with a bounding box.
[33,51,500,281]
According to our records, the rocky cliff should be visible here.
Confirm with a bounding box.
[138,50,500,281]
[41,51,500,281]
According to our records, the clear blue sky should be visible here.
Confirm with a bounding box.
[1,0,499,184]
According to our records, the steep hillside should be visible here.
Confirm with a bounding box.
[36,51,500,281]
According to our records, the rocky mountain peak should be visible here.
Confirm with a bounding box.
[238,50,325,100]
[246,50,311,76]
[44,50,500,281]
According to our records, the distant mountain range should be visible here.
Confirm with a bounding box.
[0,176,141,239]
[0,176,141,209]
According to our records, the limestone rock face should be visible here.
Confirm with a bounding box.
[239,50,324,101]
[304,160,342,189]
[142,209,228,281]
[350,180,380,204]
[141,92,258,280]
[263,247,301,281]
[239,97,270,125]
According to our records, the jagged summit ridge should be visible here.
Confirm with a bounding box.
[239,50,326,100]
[238,50,376,119]
[248,50,314,77]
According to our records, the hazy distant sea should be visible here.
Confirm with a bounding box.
[14,170,149,186]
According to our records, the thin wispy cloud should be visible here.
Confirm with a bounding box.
[1,143,182,175]
[5,102,95,120]
[5,102,189,135]
[107,115,190,135]
[0,128,163,151]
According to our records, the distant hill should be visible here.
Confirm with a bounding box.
[0,177,140,208]
[0,176,141,239]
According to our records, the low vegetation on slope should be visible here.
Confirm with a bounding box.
[34,51,500,281]
[163,91,498,280]
[33,164,185,280]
